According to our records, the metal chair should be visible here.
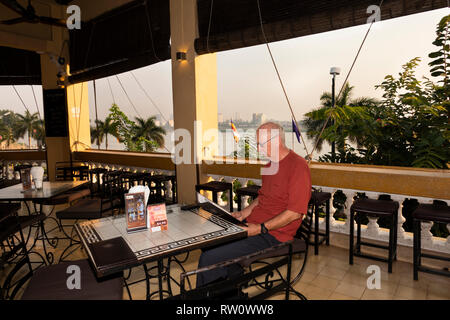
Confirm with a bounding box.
[1,212,46,300]
[176,206,313,300]
[55,172,123,262]
[21,259,123,300]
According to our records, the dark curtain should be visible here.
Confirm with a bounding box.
[69,0,170,83]
[195,0,448,55]
[0,46,41,85]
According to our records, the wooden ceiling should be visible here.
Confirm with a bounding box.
[195,0,449,54]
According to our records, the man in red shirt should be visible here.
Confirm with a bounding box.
[196,122,311,287]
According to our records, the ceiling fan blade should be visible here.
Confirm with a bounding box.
[37,15,67,27]
[0,16,28,25]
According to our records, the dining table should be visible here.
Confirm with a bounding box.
[75,203,247,300]
[0,180,89,265]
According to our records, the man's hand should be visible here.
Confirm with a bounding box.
[231,211,244,221]
[242,223,261,237]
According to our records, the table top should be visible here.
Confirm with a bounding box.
[0,181,89,201]
[75,204,247,277]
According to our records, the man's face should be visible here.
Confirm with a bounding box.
[257,128,279,159]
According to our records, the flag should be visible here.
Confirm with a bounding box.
[230,120,240,143]
[292,119,301,143]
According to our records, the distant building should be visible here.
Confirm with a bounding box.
[252,113,266,125]
[218,113,224,123]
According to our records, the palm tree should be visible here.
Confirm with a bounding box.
[0,110,19,148]
[15,110,39,149]
[133,116,166,152]
[90,117,120,150]
[90,123,103,150]
[304,83,377,161]
[32,119,46,150]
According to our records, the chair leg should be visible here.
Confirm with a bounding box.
[388,214,394,273]
[237,194,242,212]
[413,219,420,280]
[229,188,233,213]
[212,191,218,204]
[356,212,361,255]
[325,199,330,246]
[314,202,319,255]
[349,208,354,265]
[393,212,398,261]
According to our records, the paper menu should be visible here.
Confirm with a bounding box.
[148,203,168,232]
[125,192,147,233]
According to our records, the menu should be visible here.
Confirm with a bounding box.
[125,192,147,233]
[148,203,168,232]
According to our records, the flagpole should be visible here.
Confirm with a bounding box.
[292,130,294,153]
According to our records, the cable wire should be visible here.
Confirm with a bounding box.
[115,74,142,119]
[256,0,310,156]
[130,71,169,123]
[308,0,385,163]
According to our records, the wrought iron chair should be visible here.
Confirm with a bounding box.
[1,212,46,300]
[20,259,124,300]
[176,208,313,300]
[55,171,124,262]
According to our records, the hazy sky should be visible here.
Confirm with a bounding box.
[0,7,448,124]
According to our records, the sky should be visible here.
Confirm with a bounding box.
[0,7,448,125]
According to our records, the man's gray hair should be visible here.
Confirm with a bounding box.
[257,122,285,145]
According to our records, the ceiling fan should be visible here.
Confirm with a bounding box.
[0,0,67,27]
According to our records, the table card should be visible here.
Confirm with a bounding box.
[148,203,168,232]
[125,192,147,233]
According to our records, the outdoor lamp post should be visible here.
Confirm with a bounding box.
[330,67,341,163]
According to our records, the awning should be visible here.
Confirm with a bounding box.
[0,46,41,85]
[68,0,170,83]
[195,0,448,55]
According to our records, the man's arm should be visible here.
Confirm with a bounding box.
[244,209,303,237]
[231,198,259,221]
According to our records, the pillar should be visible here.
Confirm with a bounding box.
[170,0,219,204]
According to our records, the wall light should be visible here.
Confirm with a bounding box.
[176,51,187,61]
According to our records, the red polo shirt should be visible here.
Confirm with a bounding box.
[247,150,311,242]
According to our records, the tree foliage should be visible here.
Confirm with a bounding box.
[305,14,449,169]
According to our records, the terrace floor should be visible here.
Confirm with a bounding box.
[3,228,449,300]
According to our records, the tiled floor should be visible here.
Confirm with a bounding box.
[1,215,449,300]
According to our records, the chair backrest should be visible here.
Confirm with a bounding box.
[55,161,89,181]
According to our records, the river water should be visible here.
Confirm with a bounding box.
[92,130,330,160]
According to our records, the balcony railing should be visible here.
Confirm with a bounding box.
[73,150,176,198]
[3,149,449,256]
[0,150,47,181]
[201,159,450,255]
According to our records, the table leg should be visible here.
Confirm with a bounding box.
[158,259,164,300]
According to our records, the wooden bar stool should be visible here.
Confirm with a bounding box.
[235,185,260,211]
[349,197,399,273]
[195,181,233,212]
[309,191,332,255]
[413,201,450,280]
[145,174,177,204]
[88,167,108,195]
